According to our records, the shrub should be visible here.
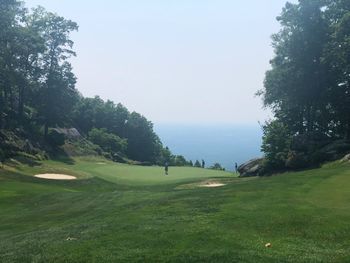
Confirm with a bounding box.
[210,163,225,171]
[261,120,292,170]
[88,128,127,154]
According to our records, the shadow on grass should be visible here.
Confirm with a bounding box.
[48,148,75,165]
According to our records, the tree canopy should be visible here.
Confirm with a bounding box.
[260,0,350,170]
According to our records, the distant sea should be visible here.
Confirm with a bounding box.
[154,123,263,171]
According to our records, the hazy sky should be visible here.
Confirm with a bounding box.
[25,0,295,125]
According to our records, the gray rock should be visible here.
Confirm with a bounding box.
[238,158,264,177]
[52,128,82,140]
[24,139,37,154]
[341,154,350,163]
[317,140,350,162]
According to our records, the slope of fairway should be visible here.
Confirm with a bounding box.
[0,157,350,262]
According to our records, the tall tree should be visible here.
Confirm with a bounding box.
[324,0,350,138]
[260,0,330,135]
[29,7,78,136]
[0,0,24,128]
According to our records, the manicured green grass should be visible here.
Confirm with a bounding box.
[0,157,349,262]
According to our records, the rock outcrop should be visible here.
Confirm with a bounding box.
[238,158,264,177]
[51,128,82,140]
[341,154,350,163]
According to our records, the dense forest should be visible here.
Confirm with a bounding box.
[259,0,350,172]
[0,0,193,166]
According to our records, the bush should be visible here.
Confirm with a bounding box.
[261,120,292,170]
[174,155,187,166]
[88,128,127,154]
[210,163,225,171]
[285,151,308,169]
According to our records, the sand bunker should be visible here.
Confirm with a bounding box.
[199,182,226,188]
[176,180,227,190]
[34,174,77,180]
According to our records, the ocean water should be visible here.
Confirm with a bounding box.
[154,123,263,171]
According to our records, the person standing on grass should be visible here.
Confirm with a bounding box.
[235,162,238,173]
[164,162,169,175]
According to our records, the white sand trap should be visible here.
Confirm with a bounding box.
[34,174,77,180]
[200,183,226,188]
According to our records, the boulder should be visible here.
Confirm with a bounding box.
[238,158,264,177]
[52,128,82,140]
[316,140,350,162]
[341,154,350,163]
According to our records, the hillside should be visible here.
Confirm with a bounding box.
[0,157,349,262]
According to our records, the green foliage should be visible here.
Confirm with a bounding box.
[173,155,187,166]
[261,120,291,170]
[259,0,350,171]
[73,96,129,136]
[88,128,127,155]
[194,160,201,168]
[210,163,225,171]
[125,112,161,163]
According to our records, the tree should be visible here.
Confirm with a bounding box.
[260,0,331,136]
[194,160,201,168]
[29,7,78,137]
[174,155,187,166]
[210,163,225,171]
[88,128,127,154]
[0,0,25,128]
[125,112,161,162]
[259,0,350,171]
[324,0,350,139]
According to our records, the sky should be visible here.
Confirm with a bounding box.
[25,0,295,125]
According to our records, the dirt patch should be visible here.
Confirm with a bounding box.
[34,174,77,180]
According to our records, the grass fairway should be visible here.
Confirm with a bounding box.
[0,158,350,262]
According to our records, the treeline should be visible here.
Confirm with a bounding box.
[0,0,190,165]
[259,0,350,171]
